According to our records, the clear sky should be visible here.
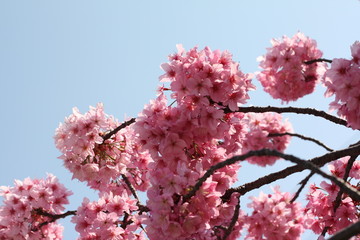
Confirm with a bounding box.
[0,1,359,239]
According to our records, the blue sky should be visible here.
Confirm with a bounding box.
[0,1,359,239]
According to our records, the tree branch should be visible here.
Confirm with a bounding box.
[183,144,360,203]
[268,132,334,152]
[333,155,357,212]
[222,143,360,201]
[290,171,315,203]
[102,118,136,142]
[224,106,348,127]
[304,58,333,64]
[121,174,139,201]
[32,208,77,231]
[222,195,241,240]
[327,220,360,240]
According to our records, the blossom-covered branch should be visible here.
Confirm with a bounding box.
[32,209,77,231]
[327,220,360,240]
[102,117,136,142]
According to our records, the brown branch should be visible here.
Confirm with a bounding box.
[183,144,360,203]
[304,58,333,64]
[327,220,360,240]
[224,106,348,127]
[269,150,360,202]
[121,174,139,201]
[32,208,77,231]
[102,118,136,142]
[222,195,241,240]
[222,143,360,201]
[290,171,315,203]
[269,132,334,152]
[333,155,357,212]
[321,155,359,237]
[121,174,150,216]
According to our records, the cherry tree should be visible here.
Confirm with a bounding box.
[0,32,359,240]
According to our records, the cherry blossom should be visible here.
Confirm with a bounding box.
[0,174,72,239]
[241,112,293,166]
[245,186,305,240]
[304,181,359,236]
[71,190,143,240]
[257,32,327,102]
[55,104,152,193]
[160,44,255,111]
[324,41,360,129]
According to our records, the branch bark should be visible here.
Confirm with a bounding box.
[304,58,333,64]
[32,209,77,231]
[222,144,360,201]
[224,106,348,127]
[327,220,360,240]
[102,118,136,142]
[182,143,360,203]
[269,132,334,152]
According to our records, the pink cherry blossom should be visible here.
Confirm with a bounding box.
[0,174,72,239]
[304,180,359,236]
[257,32,327,102]
[71,190,143,240]
[245,186,305,240]
[241,112,293,166]
[160,44,255,111]
[324,41,360,129]
[55,104,152,193]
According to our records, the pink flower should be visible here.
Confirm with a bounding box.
[304,179,359,236]
[241,112,293,166]
[324,41,360,129]
[0,175,72,239]
[159,45,254,111]
[257,32,326,102]
[246,187,305,239]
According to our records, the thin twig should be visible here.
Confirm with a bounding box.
[32,209,77,231]
[269,132,334,152]
[224,106,348,127]
[222,195,241,240]
[121,174,150,214]
[290,171,315,203]
[333,155,357,212]
[121,174,139,201]
[102,118,136,142]
[321,156,359,236]
[304,58,333,64]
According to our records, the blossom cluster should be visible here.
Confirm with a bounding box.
[54,103,124,188]
[304,157,360,236]
[324,41,360,129]
[0,174,72,239]
[136,93,246,239]
[54,104,152,193]
[246,186,305,240]
[328,156,360,179]
[242,112,293,166]
[134,45,258,239]
[71,191,146,240]
[257,32,327,102]
[160,44,255,111]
